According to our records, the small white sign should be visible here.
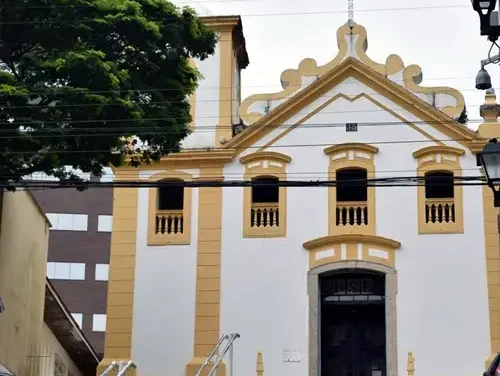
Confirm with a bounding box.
[283,349,301,362]
[372,371,382,376]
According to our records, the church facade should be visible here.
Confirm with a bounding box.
[98,16,500,376]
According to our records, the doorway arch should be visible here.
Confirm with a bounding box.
[308,261,398,376]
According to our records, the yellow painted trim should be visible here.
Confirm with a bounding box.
[225,58,477,154]
[414,147,464,234]
[216,27,234,144]
[239,22,464,125]
[482,185,500,355]
[97,169,139,374]
[412,145,465,159]
[240,151,292,165]
[240,151,291,238]
[122,149,235,171]
[326,143,378,235]
[186,167,226,376]
[147,170,193,246]
[324,143,379,156]
[303,234,401,269]
[200,16,249,70]
[303,234,401,250]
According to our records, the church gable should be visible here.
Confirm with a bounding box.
[225,23,481,153]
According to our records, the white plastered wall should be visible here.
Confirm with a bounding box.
[220,77,490,376]
[131,169,200,376]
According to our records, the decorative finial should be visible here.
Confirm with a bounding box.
[256,352,264,376]
[348,0,355,26]
[407,351,415,376]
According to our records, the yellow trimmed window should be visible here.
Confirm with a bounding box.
[413,146,464,234]
[148,172,192,245]
[324,143,378,235]
[240,151,291,238]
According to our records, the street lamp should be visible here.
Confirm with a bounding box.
[472,0,500,90]
[478,138,500,206]
[472,0,500,40]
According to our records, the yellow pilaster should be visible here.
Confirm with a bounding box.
[478,89,500,365]
[186,167,225,376]
[97,168,139,376]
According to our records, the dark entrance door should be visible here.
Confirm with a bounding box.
[320,271,386,376]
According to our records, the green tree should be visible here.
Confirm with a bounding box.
[0,0,217,182]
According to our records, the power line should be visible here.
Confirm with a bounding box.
[0,113,485,128]
[8,0,263,8]
[0,4,474,23]
[0,135,487,156]
[5,175,488,189]
[0,79,490,96]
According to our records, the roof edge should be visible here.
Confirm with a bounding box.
[200,15,249,69]
[44,279,100,367]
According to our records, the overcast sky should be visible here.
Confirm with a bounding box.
[172,0,497,130]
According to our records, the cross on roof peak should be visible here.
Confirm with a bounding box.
[347,0,355,26]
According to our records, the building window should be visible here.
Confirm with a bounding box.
[336,168,368,227]
[71,313,83,329]
[413,146,464,234]
[92,314,106,332]
[240,151,291,238]
[251,176,280,228]
[147,172,193,246]
[95,264,109,281]
[46,213,88,231]
[97,215,113,232]
[324,143,378,235]
[46,262,86,280]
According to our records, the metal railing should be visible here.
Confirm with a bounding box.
[195,333,240,376]
[100,360,137,376]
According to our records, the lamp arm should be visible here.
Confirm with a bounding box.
[481,53,500,67]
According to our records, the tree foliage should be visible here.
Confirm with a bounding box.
[0,0,217,182]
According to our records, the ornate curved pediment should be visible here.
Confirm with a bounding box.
[303,234,401,270]
[239,22,465,125]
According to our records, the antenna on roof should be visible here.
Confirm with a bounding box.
[347,0,355,27]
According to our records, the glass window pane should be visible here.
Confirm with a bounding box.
[97,215,113,232]
[92,314,107,332]
[54,263,70,279]
[72,214,88,231]
[95,264,109,281]
[69,263,86,280]
[71,313,83,329]
[58,214,73,231]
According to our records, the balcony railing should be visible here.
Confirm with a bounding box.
[155,210,184,235]
[336,201,368,227]
[250,202,280,228]
[425,198,455,224]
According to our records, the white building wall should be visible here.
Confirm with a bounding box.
[131,176,200,376]
[128,76,490,376]
[40,323,84,376]
[220,78,490,376]
[181,43,221,149]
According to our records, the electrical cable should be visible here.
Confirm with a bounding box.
[3,174,488,190]
[0,3,477,23]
